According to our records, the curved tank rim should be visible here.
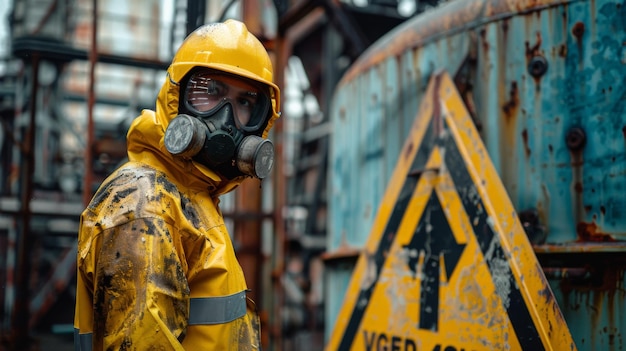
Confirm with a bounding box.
[339,0,578,86]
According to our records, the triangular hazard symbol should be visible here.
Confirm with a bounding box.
[325,72,576,351]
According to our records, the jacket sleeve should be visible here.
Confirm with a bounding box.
[78,217,190,351]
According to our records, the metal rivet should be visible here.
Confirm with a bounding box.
[528,56,548,78]
[565,127,586,151]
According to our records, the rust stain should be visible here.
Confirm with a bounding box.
[559,9,569,59]
[502,81,519,122]
[501,18,509,35]
[480,28,489,53]
[572,21,585,41]
[525,31,543,59]
[572,21,585,66]
[499,78,518,188]
[574,181,583,194]
[569,133,584,223]
[558,44,567,58]
[521,129,531,157]
[576,222,617,242]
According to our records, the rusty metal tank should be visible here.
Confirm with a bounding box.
[326,0,626,349]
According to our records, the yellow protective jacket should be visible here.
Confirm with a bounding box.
[74,61,277,350]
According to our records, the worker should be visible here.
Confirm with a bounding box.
[73,19,280,350]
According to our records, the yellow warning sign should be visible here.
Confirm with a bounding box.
[325,72,576,351]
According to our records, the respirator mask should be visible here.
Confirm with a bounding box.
[164,69,274,179]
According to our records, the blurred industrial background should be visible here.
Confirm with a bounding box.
[0,0,439,350]
[4,0,626,350]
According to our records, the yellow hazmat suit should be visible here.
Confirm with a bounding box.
[74,20,280,350]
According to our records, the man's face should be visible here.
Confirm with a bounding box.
[184,70,269,131]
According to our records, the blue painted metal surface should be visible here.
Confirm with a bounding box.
[326,0,626,349]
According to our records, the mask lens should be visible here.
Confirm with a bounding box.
[186,74,225,113]
[184,71,270,132]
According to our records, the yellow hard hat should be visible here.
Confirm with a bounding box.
[168,19,280,127]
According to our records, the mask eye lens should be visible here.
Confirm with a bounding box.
[184,70,271,132]
[186,75,226,112]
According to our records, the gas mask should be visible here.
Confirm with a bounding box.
[164,70,275,179]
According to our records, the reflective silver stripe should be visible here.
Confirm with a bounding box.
[188,290,247,325]
[74,328,92,351]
